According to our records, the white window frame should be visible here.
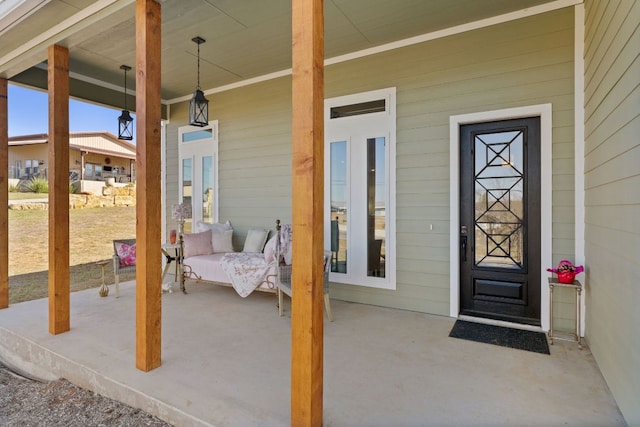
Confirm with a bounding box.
[325,87,397,290]
[178,121,219,225]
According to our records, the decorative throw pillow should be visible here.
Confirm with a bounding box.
[243,229,269,253]
[182,230,213,259]
[196,220,232,234]
[196,221,234,253]
[115,242,136,267]
[263,234,278,263]
[212,229,234,253]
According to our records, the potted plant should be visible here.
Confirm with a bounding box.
[547,260,584,284]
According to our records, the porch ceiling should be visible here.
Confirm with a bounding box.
[1,0,557,108]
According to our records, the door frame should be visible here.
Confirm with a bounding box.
[449,104,552,331]
[178,121,219,225]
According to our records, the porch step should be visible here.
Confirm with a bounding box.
[0,326,209,427]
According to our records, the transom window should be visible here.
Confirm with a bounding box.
[325,88,396,289]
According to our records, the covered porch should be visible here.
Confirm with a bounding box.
[0,280,624,426]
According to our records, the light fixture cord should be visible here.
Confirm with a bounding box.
[197,41,201,90]
[123,68,127,110]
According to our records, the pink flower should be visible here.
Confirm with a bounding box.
[547,260,584,274]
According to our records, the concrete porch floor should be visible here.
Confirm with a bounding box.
[0,280,626,427]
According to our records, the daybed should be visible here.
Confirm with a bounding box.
[180,220,333,320]
[179,220,285,297]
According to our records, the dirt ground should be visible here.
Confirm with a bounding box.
[8,206,137,304]
[0,362,171,427]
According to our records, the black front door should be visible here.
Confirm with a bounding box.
[460,118,541,325]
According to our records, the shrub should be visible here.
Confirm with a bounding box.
[9,183,19,192]
[26,176,49,193]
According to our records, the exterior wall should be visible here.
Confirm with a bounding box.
[167,81,292,248]
[583,0,640,425]
[326,8,576,317]
[9,146,132,183]
[8,144,45,178]
[166,9,575,317]
[71,134,135,157]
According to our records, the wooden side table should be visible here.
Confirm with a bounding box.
[548,277,582,349]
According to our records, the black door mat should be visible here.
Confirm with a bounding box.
[449,320,550,355]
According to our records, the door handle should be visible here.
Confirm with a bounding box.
[460,225,468,262]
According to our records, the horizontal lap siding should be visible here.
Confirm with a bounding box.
[327,9,575,315]
[584,0,640,424]
[166,9,575,317]
[167,80,292,246]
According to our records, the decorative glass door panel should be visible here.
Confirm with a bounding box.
[474,130,524,270]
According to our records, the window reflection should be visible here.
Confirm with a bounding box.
[202,156,214,223]
[367,137,385,278]
[182,158,193,233]
[330,141,347,273]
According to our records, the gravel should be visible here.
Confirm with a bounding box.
[0,363,173,427]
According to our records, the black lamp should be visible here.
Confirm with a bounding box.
[117,65,134,140]
[189,36,209,127]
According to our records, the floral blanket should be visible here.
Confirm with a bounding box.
[278,224,293,265]
[219,252,275,298]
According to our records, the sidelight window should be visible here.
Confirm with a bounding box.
[325,88,396,289]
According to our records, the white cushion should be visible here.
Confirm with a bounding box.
[196,220,234,253]
[196,220,232,233]
[212,229,234,253]
[243,229,269,253]
[182,230,213,259]
[263,234,277,263]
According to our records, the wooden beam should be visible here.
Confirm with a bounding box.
[47,45,70,334]
[291,0,324,426]
[0,78,8,309]
[135,0,162,372]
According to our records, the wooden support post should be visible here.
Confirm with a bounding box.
[47,45,70,334]
[291,0,324,426]
[135,0,162,372]
[0,78,8,309]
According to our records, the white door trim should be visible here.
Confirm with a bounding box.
[449,104,553,330]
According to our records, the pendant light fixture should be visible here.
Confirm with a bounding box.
[189,36,209,127]
[117,64,134,140]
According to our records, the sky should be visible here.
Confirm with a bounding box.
[7,84,135,143]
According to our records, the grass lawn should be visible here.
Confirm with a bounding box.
[8,206,137,304]
[8,192,48,200]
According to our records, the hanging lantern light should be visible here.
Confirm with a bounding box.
[117,65,134,140]
[189,36,209,127]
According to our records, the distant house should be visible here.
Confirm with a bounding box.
[8,132,136,183]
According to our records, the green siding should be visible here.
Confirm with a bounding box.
[167,80,292,248]
[584,1,640,425]
[166,9,576,318]
[327,9,576,315]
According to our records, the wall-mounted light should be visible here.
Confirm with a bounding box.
[117,64,134,140]
[189,36,209,127]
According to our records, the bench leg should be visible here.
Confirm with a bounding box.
[115,275,120,298]
[278,288,284,316]
[324,293,333,322]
